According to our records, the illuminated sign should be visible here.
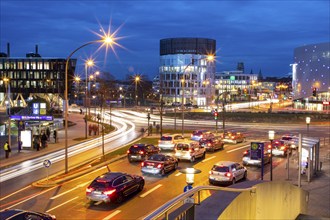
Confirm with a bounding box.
[10,115,53,121]
[33,102,47,115]
[230,76,235,80]
[323,101,329,105]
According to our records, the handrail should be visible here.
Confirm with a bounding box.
[143,185,256,220]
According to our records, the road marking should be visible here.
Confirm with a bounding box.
[94,201,103,205]
[0,186,57,211]
[202,156,216,162]
[50,181,89,199]
[103,210,122,220]
[226,145,250,153]
[0,185,32,201]
[175,172,182,176]
[46,196,79,212]
[140,184,162,198]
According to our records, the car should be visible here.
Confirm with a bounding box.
[158,134,185,151]
[127,144,160,162]
[191,130,214,141]
[209,161,247,185]
[141,154,178,176]
[242,149,271,167]
[0,209,56,220]
[86,172,144,204]
[199,137,224,152]
[221,131,245,144]
[174,141,206,162]
[281,134,299,149]
[267,140,290,156]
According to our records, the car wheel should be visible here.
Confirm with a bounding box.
[138,181,144,191]
[202,153,206,159]
[190,157,195,163]
[116,193,124,203]
[232,178,236,185]
[128,156,133,163]
[160,169,166,176]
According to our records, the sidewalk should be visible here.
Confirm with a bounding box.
[0,112,88,168]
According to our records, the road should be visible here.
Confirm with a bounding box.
[0,110,328,219]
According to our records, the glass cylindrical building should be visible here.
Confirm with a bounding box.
[159,38,216,106]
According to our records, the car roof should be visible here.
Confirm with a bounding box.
[0,209,53,219]
[96,172,125,181]
[214,161,237,166]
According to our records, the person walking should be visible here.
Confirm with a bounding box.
[41,132,47,148]
[53,130,57,143]
[3,141,11,158]
[33,136,40,151]
[46,127,51,141]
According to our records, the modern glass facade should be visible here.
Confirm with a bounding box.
[159,38,216,106]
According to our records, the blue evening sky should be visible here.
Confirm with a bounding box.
[1,0,329,80]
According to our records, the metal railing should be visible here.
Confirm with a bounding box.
[143,185,256,220]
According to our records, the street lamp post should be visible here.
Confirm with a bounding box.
[306,117,311,136]
[135,75,140,108]
[64,36,114,174]
[84,59,94,139]
[268,130,275,181]
[3,77,11,148]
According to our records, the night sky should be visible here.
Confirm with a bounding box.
[1,0,329,81]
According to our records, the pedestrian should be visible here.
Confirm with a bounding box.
[88,124,92,136]
[41,132,47,148]
[80,108,83,114]
[53,130,57,143]
[18,138,22,152]
[3,141,11,158]
[33,136,40,151]
[46,127,51,141]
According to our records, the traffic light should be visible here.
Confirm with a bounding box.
[312,87,317,97]
[214,110,218,120]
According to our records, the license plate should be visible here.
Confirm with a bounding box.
[147,166,153,169]
[93,191,102,195]
[131,155,137,158]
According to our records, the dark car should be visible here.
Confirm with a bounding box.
[86,172,144,204]
[141,154,178,176]
[127,144,160,162]
[0,209,56,220]
[199,137,224,152]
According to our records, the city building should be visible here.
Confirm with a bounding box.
[291,42,330,111]
[0,43,77,109]
[159,38,216,106]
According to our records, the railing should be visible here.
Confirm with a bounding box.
[143,185,256,220]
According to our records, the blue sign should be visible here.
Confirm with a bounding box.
[43,160,51,168]
[250,142,264,160]
[10,115,53,121]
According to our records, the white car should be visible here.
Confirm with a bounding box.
[174,141,206,162]
[158,134,185,151]
[209,161,247,185]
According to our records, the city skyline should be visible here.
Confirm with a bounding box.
[1,0,329,80]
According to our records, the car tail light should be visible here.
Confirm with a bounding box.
[127,150,130,154]
[139,150,144,155]
[157,164,163,169]
[207,143,211,146]
[243,150,248,155]
[231,136,235,139]
[225,172,232,177]
[86,187,94,193]
[268,144,272,149]
[141,162,144,167]
[280,146,286,150]
[103,189,116,195]
[158,140,161,143]
[209,171,213,174]
[189,148,194,153]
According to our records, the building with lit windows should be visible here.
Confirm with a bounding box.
[159,38,216,106]
[292,42,330,111]
[0,44,76,109]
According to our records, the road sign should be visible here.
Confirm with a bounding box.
[17,121,25,130]
[250,142,264,160]
[43,159,51,168]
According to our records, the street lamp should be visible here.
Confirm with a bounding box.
[74,76,80,104]
[64,35,115,174]
[268,130,275,181]
[179,167,201,190]
[306,117,311,136]
[135,75,140,107]
[3,77,11,148]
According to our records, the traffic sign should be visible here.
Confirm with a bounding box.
[43,160,51,168]
[250,142,264,160]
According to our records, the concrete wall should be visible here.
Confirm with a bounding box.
[219,181,308,220]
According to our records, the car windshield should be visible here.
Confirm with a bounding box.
[91,180,111,189]
[148,154,165,161]
[160,136,172,141]
[193,131,202,136]
[212,165,229,172]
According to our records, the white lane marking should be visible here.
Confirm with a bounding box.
[50,182,89,199]
[103,210,122,220]
[202,156,216,162]
[0,186,57,211]
[0,185,32,201]
[139,184,162,198]
[226,145,250,153]
[175,172,182,176]
[94,201,103,205]
[46,196,79,212]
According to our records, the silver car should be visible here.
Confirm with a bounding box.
[209,161,247,185]
[174,141,206,162]
[158,134,185,151]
